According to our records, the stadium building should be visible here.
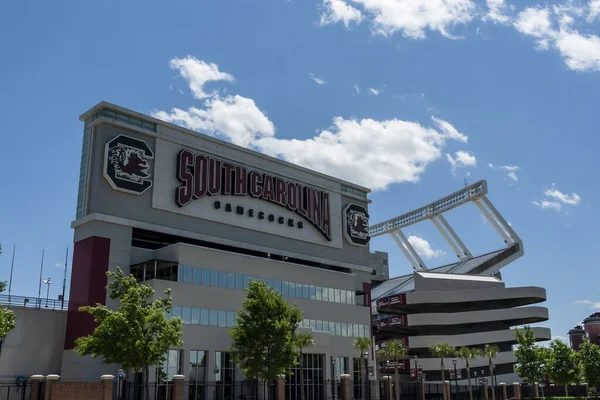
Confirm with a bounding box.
[368,183,551,383]
[58,101,389,398]
[569,313,600,350]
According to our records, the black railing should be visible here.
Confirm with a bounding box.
[0,294,68,311]
[0,381,30,400]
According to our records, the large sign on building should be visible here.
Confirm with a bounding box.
[151,139,344,248]
[175,149,332,241]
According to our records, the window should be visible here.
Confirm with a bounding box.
[244,275,251,289]
[209,310,218,327]
[323,321,329,333]
[219,271,227,288]
[353,324,359,338]
[193,268,202,285]
[322,287,329,302]
[218,310,226,327]
[316,320,323,331]
[309,285,316,300]
[289,282,296,298]
[200,309,209,326]
[210,270,219,287]
[328,288,334,303]
[157,349,181,382]
[340,290,347,305]
[274,280,282,293]
[181,307,191,324]
[227,273,235,289]
[184,266,193,283]
[267,278,274,288]
[281,281,289,297]
[189,350,207,400]
[334,289,341,304]
[315,286,322,301]
[192,308,200,325]
[303,284,309,299]
[347,291,354,305]
[172,306,182,320]
[341,322,347,337]
[287,354,325,400]
[202,269,211,286]
[227,311,235,327]
[236,274,244,290]
[335,322,342,336]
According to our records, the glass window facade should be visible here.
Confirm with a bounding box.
[176,265,356,306]
[171,305,369,338]
[156,349,181,382]
[189,350,207,400]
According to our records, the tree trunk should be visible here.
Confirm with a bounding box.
[394,358,401,400]
[467,365,473,400]
[489,361,496,400]
[441,360,446,400]
[144,365,150,400]
[300,353,305,400]
[564,384,568,397]
[359,356,364,400]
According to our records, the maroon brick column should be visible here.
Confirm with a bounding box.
[30,375,44,399]
[64,236,110,350]
[172,375,185,400]
[277,375,286,400]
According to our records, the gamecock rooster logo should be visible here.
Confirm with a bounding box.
[343,204,371,246]
[109,146,150,182]
[103,135,154,195]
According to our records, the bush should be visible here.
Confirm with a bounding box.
[526,397,589,400]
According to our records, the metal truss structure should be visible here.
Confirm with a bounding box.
[368,180,521,272]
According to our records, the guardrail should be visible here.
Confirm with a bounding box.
[0,294,68,310]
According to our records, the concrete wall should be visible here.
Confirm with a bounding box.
[0,307,67,380]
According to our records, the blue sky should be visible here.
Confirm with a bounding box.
[1,0,599,342]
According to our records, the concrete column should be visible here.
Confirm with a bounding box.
[30,375,44,400]
[483,382,489,400]
[172,375,185,400]
[533,383,539,398]
[383,376,392,400]
[45,374,61,400]
[101,375,114,400]
[512,383,520,399]
[420,379,425,400]
[499,383,507,400]
[277,375,286,400]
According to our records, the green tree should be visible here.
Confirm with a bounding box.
[430,343,456,400]
[456,347,481,400]
[0,246,16,354]
[483,344,499,400]
[230,280,303,383]
[74,267,183,400]
[548,339,579,395]
[354,337,371,400]
[378,340,408,400]
[578,338,600,396]
[514,326,543,386]
[295,332,314,400]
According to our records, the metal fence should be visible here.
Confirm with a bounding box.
[0,294,68,311]
[0,382,30,400]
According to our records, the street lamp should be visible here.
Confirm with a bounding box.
[419,363,424,400]
[42,278,51,307]
[331,358,337,400]
[414,356,420,400]
[452,358,458,400]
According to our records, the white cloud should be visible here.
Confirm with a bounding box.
[531,200,562,211]
[446,150,477,173]
[407,235,446,259]
[545,184,581,205]
[483,0,511,24]
[155,56,471,191]
[55,263,63,269]
[321,0,476,39]
[169,56,234,99]
[513,5,600,72]
[354,84,360,95]
[490,164,520,181]
[320,0,363,28]
[369,88,380,96]
[153,95,275,148]
[589,0,600,22]
[432,116,468,143]
[576,299,600,309]
[255,116,469,190]
[309,73,327,85]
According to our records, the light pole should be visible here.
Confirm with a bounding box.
[364,351,369,400]
[474,371,478,399]
[42,278,52,307]
[419,363,424,400]
[452,359,458,400]
[414,355,419,400]
[331,358,337,400]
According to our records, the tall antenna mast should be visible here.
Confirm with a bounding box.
[8,246,15,298]
[38,250,44,304]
